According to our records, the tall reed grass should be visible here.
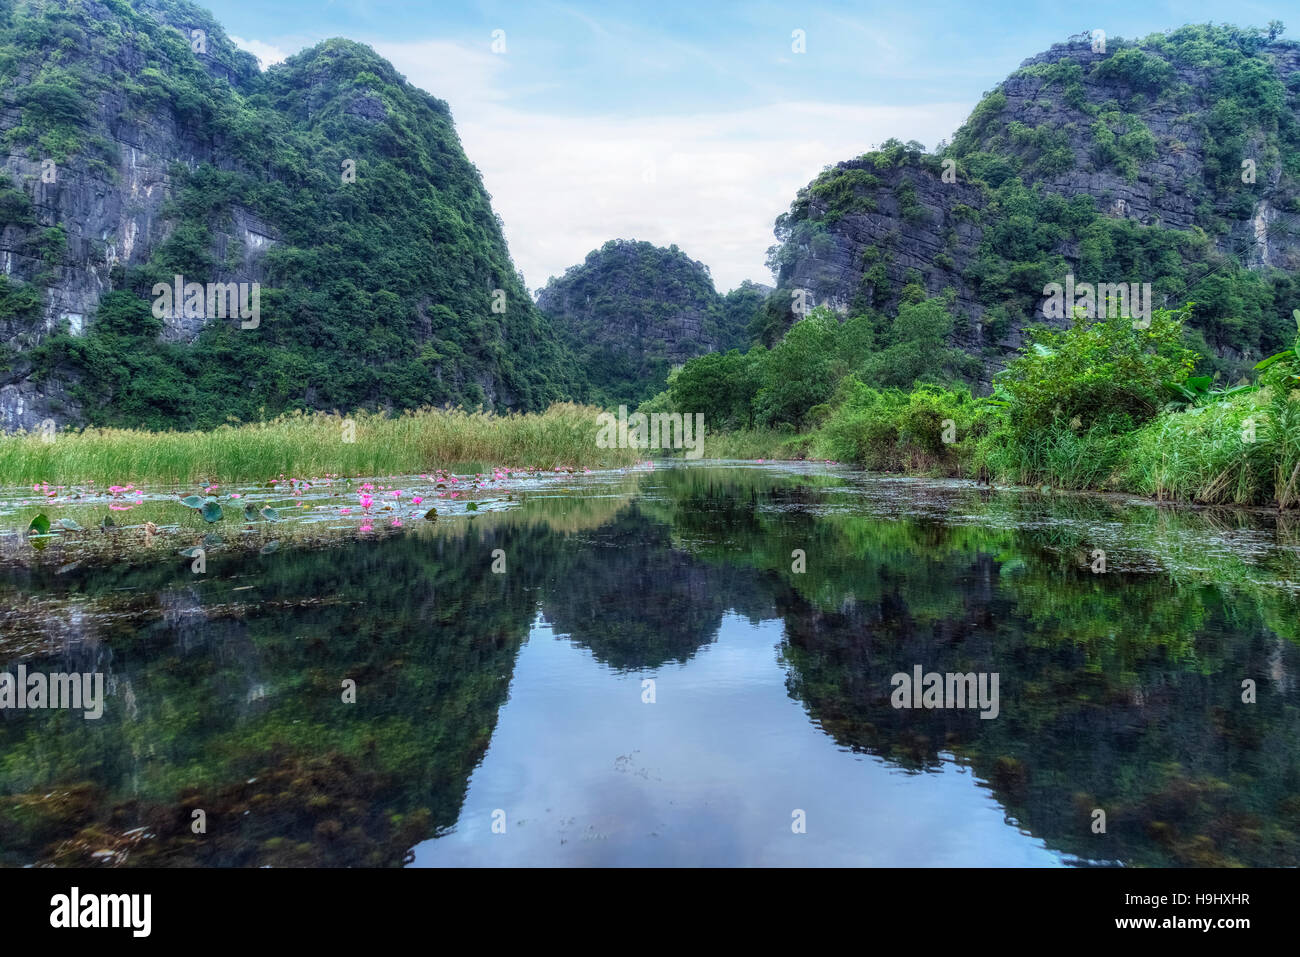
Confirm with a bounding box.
[0,403,640,486]
[1121,387,1300,507]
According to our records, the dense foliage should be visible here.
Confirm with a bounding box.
[656,296,1300,507]
[762,24,1300,383]
[535,239,756,407]
[1,0,575,428]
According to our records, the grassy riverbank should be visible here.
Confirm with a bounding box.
[0,403,641,486]
[702,381,1300,509]
[663,304,1300,509]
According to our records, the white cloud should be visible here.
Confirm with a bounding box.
[230,35,289,70]
[371,39,512,106]
[378,41,971,293]
[227,36,971,293]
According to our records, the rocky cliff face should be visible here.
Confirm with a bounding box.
[0,0,572,431]
[0,0,266,428]
[537,239,752,405]
[770,26,1300,381]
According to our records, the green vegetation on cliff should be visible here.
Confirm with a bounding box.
[764,25,1300,384]
[536,239,756,407]
[1,0,575,428]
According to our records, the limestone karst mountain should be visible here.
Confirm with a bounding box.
[0,0,575,429]
[535,239,761,406]
[761,25,1300,384]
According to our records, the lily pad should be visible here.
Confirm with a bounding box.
[243,505,260,522]
[260,507,281,521]
[465,502,478,511]
[200,501,223,523]
[27,513,50,535]
[181,495,205,509]
[423,508,438,521]
[57,518,83,531]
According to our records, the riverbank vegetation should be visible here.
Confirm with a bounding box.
[0,403,639,486]
[647,301,1300,508]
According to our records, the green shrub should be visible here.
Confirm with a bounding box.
[994,306,1196,438]
[818,380,990,474]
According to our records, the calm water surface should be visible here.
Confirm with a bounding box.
[1,462,1298,866]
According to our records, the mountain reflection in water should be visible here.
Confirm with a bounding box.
[2,463,1297,867]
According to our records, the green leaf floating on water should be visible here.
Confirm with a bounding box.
[423,508,438,520]
[243,505,260,522]
[181,495,205,509]
[27,513,50,535]
[465,501,478,511]
[200,501,223,523]
[202,533,222,547]
[57,518,82,531]
[260,506,281,521]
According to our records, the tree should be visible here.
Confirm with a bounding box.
[669,349,761,431]
[994,306,1197,436]
[754,308,840,427]
[859,297,970,389]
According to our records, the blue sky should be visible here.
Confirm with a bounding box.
[204,0,1290,291]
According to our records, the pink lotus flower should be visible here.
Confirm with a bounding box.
[109,504,133,511]
[412,496,423,505]
[359,494,373,509]
[340,507,352,514]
